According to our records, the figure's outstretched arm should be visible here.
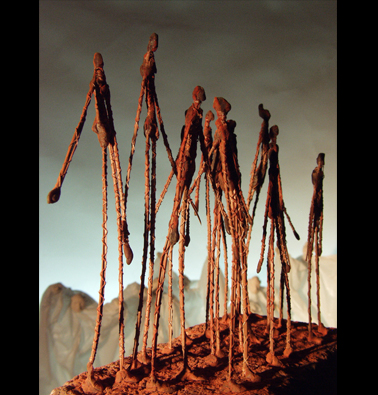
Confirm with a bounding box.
[47,84,94,204]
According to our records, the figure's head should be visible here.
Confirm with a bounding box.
[269,125,279,141]
[213,97,231,115]
[147,33,158,52]
[317,153,325,166]
[93,52,104,69]
[213,97,231,123]
[205,110,214,122]
[192,86,206,103]
[228,119,237,133]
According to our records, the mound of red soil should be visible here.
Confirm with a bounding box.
[51,314,337,394]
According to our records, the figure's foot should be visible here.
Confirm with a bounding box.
[221,379,246,393]
[266,351,283,367]
[202,353,219,367]
[317,323,328,336]
[146,375,177,393]
[283,344,293,358]
[179,366,204,382]
[137,351,151,365]
[242,365,261,382]
[115,368,136,384]
[308,331,322,345]
[83,364,104,393]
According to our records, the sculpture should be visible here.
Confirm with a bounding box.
[43,34,333,394]
[148,86,208,388]
[257,124,300,367]
[209,97,258,388]
[306,153,328,340]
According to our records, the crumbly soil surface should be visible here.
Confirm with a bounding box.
[51,314,337,395]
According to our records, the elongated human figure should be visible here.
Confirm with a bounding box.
[210,98,258,388]
[306,153,328,340]
[47,53,131,392]
[246,104,271,258]
[257,125,300,368]
[148,87,208,389]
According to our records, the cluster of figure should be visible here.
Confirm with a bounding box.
[47,33,328,392]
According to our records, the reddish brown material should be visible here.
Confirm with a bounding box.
[306,153,327,341]
[52,316,337,395]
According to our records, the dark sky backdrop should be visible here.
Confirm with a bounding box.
[39,1,337,304]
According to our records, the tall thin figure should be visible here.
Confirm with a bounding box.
[306,153,328,340]
[47,53,131,391]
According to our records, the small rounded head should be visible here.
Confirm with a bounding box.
[147,33,158,52]
[269,125,279,140]
[317,153,325,166]
[192,86,206,103]
[213,97,231,115]
[205,110,214,122]
[93,53,104,69]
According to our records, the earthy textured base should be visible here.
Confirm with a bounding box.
[51,314,337,395]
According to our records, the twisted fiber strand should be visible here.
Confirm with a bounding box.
[222,164,238,379]
[52,89,93,193]
[152,86,176,174]
[316,209,324,328]
[108,144,125,368]
[142,137,158,356]
[268,223,275,358]
[124,79,146,208]
[257,188,271,274]
[205,175,212,326]
[209,203,217,355]
[214,221,222,355]
[315,228,322,326]
[156,168,174,213]
[150,240,170,377]
[131,135,151,364]
[306,199,315,334]
[247,132,263,209]
[178,188,189,365]
[88,148,108,367]
[168,246,174,348]
[220,216,229,317]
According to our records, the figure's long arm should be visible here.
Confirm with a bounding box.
[47,85,94,204]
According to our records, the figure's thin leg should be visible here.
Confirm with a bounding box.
[266,223,282,367]
[123,80,146,228]
[168,246,174,349]
[283,271,293,357]
[220,215,229,318]
[149,241,170,384]
[178,187,189,371]
[108,144,127,381]
[214,221,224,358]
[141,135,158,360]
[257,191,271,274]
[85,148,108,392]
[306,201,315,340]
[130,135,151,369]
[315,225,328,335]
[205,174,212,329]
[208,203,217,355]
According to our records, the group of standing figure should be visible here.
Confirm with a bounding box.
[47,33,328,392]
